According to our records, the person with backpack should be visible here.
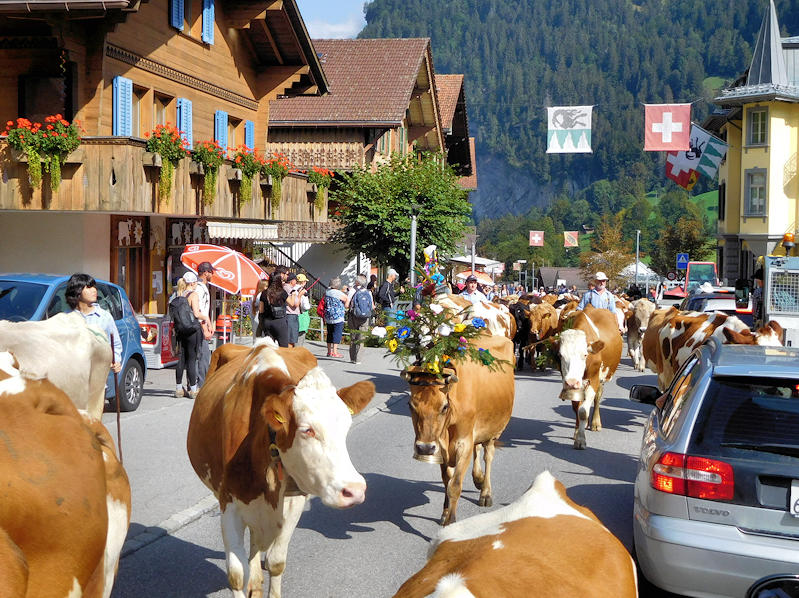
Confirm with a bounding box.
[258,268,291,347]
[347,274,374,364]
[324,277,350,358]
[169,272,204,398]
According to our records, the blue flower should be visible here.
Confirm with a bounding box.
[397,326,411,339]
[395,311,406,320]
[472,317,486,329]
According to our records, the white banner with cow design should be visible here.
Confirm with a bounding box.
[547,105,593,153]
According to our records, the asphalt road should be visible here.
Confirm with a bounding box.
[104,338,676,597]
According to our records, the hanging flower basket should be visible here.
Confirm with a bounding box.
[192,140,225,205]
[4,115,82,192]
[230,145,265,205]
[262,152,293,218]
[308,166,334,212]
[145,123,190,202]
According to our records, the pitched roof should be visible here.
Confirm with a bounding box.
[269,38,431,125]
[435,74,463,131]
[0,0,131,9]
[458,137,478,191]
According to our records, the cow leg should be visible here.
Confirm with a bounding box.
[471,444,484,490]
[590,383,604,432]
[221,505,251,598]
[264,495,307,598]
[247,540,264,598]
[572,391,593,450]
[439,463,452,522]
[478,440,495,508]
[441,441,470,526]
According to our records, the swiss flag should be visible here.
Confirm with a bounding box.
[645,104,691,151]
[665,151,699,190]
[529,230,544,246]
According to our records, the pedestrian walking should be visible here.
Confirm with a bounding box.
[324,277,350,358]
[170,272,203,398]
[295,273,311,346]
[376,268,398,313]
[347,274,374,364]
[251,278,269,341]
[577,271,624,333]
[284,272,306,347]
[258,269,290,347]
[194,261,215,386]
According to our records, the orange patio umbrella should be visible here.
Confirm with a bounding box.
[455,270,494,285]
[180,243,268,296]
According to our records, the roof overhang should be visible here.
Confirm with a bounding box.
[268,120,400,128]
[0,0,132,10]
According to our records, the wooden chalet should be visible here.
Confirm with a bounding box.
[434,73,476,190]
[0,0,328,314]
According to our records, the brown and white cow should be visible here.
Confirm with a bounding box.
[526,302,558,368]
[187,343,374,598]
[644,310,782,390]
[0,352,130,598]
[0,311,113,419]
[402,333,515,526]
[433,294,516,339]
[393,470,637,598]
[626,299,656,372]
[556,305,622,449]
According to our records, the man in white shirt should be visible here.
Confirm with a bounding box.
[460,275,488,304]
[195,261,215,386]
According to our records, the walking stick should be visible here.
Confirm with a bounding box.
[111,334,123,464]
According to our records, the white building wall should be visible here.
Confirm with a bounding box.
[289,243,370,287]
[0,212,110,278]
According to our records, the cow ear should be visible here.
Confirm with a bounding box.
[767,320,784,338]
[588,340,605,354]
[263,386,294,434]
[337,381,375,415]
[722,327,750,344]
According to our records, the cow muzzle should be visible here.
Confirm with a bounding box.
[414,441,443,464]
[337,481,367,508]
[560,387,583,402]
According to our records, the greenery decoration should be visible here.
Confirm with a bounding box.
[308,166,334,212]
[231,145,265,205]
[145,123,190,202]
[371,301,508,374]
[262,152,292,218]
[4,115,82,192]
[192,140,225,205]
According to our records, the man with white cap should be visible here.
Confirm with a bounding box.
[577,272,621,329]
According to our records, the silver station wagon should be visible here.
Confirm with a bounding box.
[630,339,799,598]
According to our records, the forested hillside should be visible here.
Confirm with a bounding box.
[360,0,799,219]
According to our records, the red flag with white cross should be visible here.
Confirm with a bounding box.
[645,104,691,151]
[529,230,544,246]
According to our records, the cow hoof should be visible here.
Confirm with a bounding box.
[440,512,455,526]
[479,495,493,508]
[590,424,602,432]
[573,439,587,450]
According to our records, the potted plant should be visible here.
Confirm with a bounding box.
[307,166,334,212]
[262,152,293,218]
[145,123,190,202]
[230,145,264,205]
[192,140,225,205]
[4,114,82,192]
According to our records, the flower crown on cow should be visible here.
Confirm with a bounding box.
[371,302,507,375]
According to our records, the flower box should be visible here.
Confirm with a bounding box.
[188,160,205,176]
[306,182,318,193]
[142,152,162,167]
[228,168,243,181]
[9,147,84,164]
[259,174,273,187]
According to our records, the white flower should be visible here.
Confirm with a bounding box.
[371,326,387,338]
[429,303,444,314]
[436,324,452,337]
[420,335,433,344]
[421,325,430,335]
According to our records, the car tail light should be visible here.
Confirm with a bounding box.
[651,452,734,500]
[139,323,158,345]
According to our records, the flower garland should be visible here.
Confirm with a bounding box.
[231,145,265,205]
[307,166,334,212]
[262,152,292,218]
[145,123,190,202]
[371,302,507,374]
[4,115,82,192]
[192,140,225,205]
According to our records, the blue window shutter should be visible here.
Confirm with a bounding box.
[244,120,254,149]
[170,0,184,30]
[214,110,228,152]
[177,98,193,149]
[112,76,133,136]
[202,0,215,44]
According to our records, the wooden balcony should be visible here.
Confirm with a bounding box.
[0,137,324,222]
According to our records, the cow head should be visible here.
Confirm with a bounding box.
[557,329,604,401]
[401,369,458,463]
[224,349,374,509]
[722,320,784,346]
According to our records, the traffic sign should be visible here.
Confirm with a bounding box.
[666,271,677,281]
[676,253,689,269]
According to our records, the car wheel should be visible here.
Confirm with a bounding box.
[119,360,143,412]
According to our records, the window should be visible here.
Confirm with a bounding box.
[745,168,767,216]
[228,117,241,150]
[202,0,215,44]
[153,93,173,127]
[661,357,700,439]
[132,86,147,137]
[718,181,726,221]
[747,107,768,146]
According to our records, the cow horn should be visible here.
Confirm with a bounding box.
[400,370,411,381]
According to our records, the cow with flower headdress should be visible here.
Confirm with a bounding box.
[374,304,515,526]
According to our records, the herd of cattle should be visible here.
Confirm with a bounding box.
[0,289,785,597]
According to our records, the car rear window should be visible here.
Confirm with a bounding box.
[0,281,48,321]
[690,376,799,460]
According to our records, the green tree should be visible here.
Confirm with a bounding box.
[330,153,472,279]
[579,214,634,288]
[650,216,716,275]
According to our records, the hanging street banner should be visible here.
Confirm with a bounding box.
[529,230,544,246]
[665,123,729,189]
[644,103,691,151]
[547,106,593,153]
[563,231,579,247]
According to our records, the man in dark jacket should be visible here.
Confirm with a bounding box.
[376,268,398,310]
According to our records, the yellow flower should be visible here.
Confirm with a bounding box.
[454,323,466,333]
[426,358,440,374]
[386,326,396,333]
[388,338,398,352]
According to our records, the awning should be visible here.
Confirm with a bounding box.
[448,255,502,268]
[207,221,278,240]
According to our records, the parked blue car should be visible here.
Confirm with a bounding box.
[0,273,146,411]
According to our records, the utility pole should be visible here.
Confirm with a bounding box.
[635,229,641,287]
[409,204,421,287]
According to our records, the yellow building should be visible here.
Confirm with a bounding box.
[707,0,799,282]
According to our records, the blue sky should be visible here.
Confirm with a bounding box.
[297,0,366,39]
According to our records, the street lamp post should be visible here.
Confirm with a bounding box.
[635,229,641,287]
[409,204,422,287]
